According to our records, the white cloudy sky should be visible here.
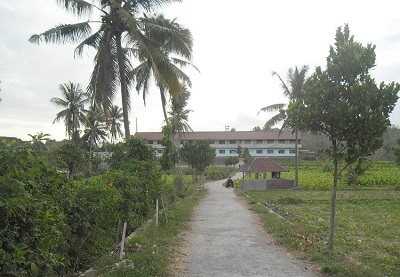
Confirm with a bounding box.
[1,0,400,141]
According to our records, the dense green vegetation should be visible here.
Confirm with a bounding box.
[0,135,233,277]
[241,160,400,277]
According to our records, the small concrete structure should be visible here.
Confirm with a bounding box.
[237,157,294,191]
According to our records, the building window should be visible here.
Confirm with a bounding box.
[157,140,161,145]
[256,140,263,144]
[289,150,296,154]
[267,149,274,154]
[218,140,225,144]
[244,140,251,144]
[278,140,286,144]
[157,149,164,154]
[256,149,263,154]
[289,140,296,144]
[219,150,226,154]
[229,150,236,154]
[267,140,274,144]
[278,149,285,154]
[229,140,236,144]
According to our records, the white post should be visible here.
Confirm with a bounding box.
[155,199,159,227]
[119,222,127,260]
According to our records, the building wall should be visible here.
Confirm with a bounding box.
[139,131,302,159]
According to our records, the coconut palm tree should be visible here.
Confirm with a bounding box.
[168,87,193,136]
[260,66,309,186]
[50,82,88,140]
[30,0,193,139]
[132,14,197,122]
[81,104,108,176]
[82,105,108,148]
[167,87,193,182]
[108,105,124,143]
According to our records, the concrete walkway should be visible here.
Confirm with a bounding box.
[184,174,319,277]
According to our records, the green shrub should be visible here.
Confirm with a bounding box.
[204,166,232,180]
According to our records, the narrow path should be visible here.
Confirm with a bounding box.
[184,174,319,277]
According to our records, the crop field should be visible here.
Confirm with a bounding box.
[242,161,400,276]
[278,160,400,189]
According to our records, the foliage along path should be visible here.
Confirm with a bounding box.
[181,173,319,277]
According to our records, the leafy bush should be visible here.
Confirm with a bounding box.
[0,140,70,277]
[65,178,120,269]
[225,156,239,166]
[0,137,164,276]
[204,166,233,180]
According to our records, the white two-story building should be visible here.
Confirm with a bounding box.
[135,130,301,158]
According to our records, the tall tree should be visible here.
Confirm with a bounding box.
[133,14,197,126]
[168,87,193,183]
[168,87,193,136]
[30,0,193,139]
[82,106,108,148]
[286,24,400,251]
[269,66,309,186]
[50,82,88,140]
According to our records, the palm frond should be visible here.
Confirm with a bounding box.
[132,61,153,105]
[87,34,119,115]
[124,0,182,13]
[74,29,104,57]
[29,22,92,45]
[56,0,93,17]
[141,14,193,60]
[263,112,286,130]
[171,57,200,73]
[272,71,291,98]
[257,103,286,115]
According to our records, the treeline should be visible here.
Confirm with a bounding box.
[0,137,168,276]
[301,125,400,160]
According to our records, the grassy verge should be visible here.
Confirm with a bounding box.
[239,189,400,277]
[82,188,207,277]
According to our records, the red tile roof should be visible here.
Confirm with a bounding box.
[135,130,298,141]
[238,157,288,173]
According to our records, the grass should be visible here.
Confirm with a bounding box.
[241,189,400,277]
[83,187,207,277]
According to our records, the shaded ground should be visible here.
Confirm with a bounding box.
[175,174,320,277]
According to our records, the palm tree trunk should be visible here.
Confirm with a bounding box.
[160,90,184,187]
[295,129,299,187]
[116,35,130,139]
[328,140,338,251]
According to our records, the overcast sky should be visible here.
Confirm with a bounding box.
[1,0,400,141]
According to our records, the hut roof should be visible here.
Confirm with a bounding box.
[238,157,288,173]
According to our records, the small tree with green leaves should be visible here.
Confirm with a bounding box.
[51,142,86,179]
[180,140,216,181]
[286,24,400,251]
[242,147,251,163]
[225,156,239,167]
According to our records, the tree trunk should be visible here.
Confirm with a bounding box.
[116,35,130,139]
[160,90,184,187]
[328,140,339,251]
[295,129,299,187]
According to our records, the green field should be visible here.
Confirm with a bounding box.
[242,160,400,277]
